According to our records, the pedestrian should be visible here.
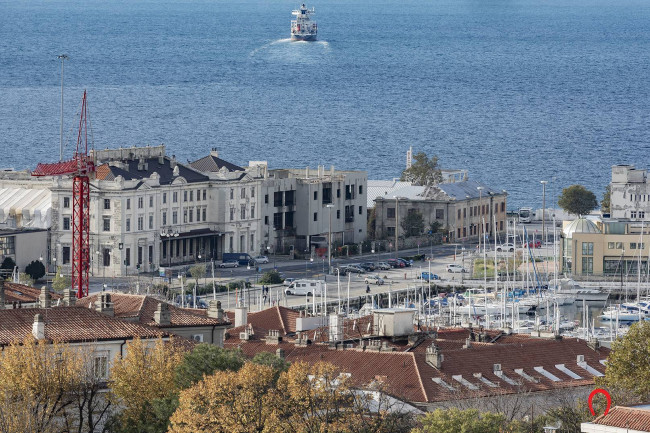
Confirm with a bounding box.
[366,284,370,294]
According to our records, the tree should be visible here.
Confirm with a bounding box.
[25,260,46,281]
[259,270,283,285]
[174,344,245,389]
[429,221,442,234]
[52,266,71,293]
[367,207,377,239]
[597,321,650,404]
[168,362,283,433]
[251,351,290,377]
[401,209,424,237]
[189,264,206,288]
[0,256,16,271]
[601,185,611,214]
[412,408,508,433]
[110,338,184,428]
[558,185,598,216]
[400,152,443,186]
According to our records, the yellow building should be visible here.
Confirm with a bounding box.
[560,217,650,276]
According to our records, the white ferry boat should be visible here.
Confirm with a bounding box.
[291,4,317,41]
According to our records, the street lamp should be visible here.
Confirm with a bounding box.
[326,204,335,274]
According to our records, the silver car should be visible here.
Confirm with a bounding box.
[219,261,239,268]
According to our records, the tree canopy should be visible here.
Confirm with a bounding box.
[413,408,508,433]
[52,266,71,293]
[174,344,246,389]
[601,185,611,214]
[401,209,425,237]
[400,152,443,186]
[25,260,46,281]
[558,184,598,216]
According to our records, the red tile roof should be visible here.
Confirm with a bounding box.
[0,307,165,344]
[591,406,650,431]
[76,293,228,328]
[3,283,61,304]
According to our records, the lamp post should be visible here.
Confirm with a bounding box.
[541,180,548,247]
[57,54,69,162]
[326,204,334,274]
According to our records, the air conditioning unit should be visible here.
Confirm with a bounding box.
[493,363,502,372]
[240,332,250,341]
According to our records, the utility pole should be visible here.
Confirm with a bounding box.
[57,54,69,162]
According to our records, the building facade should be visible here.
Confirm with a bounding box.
[610,164,650,220]
[371,180,507,242]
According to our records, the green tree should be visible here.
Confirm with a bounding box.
[400,152,443,186]
[428,221,442,234]
[251,351,290,377]
[558,184,598,216]
[25,260,46,281]
[597,321,650,404]
[401,210,424,237]
[601,184,611,214]
[367,207,377,239]
[0,257,16,271]
[189,264,206,288]
[174,344,246,390]
[52,267,71,293]
[413,408,508,433]
[259,270,283,285]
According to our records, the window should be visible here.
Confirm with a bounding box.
[470,207,473,217]
[359,185,363,195]
[103,217,111,232]
[203,189,206,200]
[251,205,255,218]
[631,242,646,250]
[149,196,153,207]
[387,227,395,237]
[582,242,594,256]
[103,249,111,267]
[241,205,246,219]
[495,203,498,213]
[125,248,131,266]
[63,217,70,231]
[501,202,505,212]
[641,211,646,219]
[63,197,70,208]
[285,211,294,227]
[230,189,234,200]
[264,194,269,204]
[184,191,188,202]
[314,191,318,201]
[250,233,255,251]
[93,352,109,380]
[172,211,178,225]
[138,216,143,231]
[197,189,201,201]
[631,211,637,218]
[62,246,71,264]
[184,210,188,223]
[359,205,362,215]
[138,197,143,209]
[229,236,233,252]
[202,208,206,221]
[190,190,193,201]
[336,210,340,219]
[337,188,341,198]
[149,214,154,229]
[251,188,255,198]
[463,208,466,218]
[274,191,283,207]
[241,188,246,199]
[138,246,143,265]
[457,209,461,219]
[162,211,167,226]
[230,207,234,221]
[173,191,178,203]
[126,198,131,210]
[313,212,318,222]
[273,213,282,229]
[582,257,594,275]
[148,245,153,264]
[322,183,332,204]
[436,209,444,220]
[104,199,111,210]
[163,192,167,204]
[387,208,396,219]
[126,218,131,232]
[189,208,193,223]
[265,215,269,225]
[500,220,503,230]
[285,191,295,206]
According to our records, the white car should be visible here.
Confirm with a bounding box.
[446,264,467,273]
[496,243,515,252]
[253,255,269,264]
[219,261,239,268]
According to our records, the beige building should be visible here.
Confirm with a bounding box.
[371,180,507,242]
[560,217,650,276]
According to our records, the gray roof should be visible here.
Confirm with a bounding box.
[433,180,505,201]
[369,179,505,206]
[190,154,244,173]
[98,157,208,185]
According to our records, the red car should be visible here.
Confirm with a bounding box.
[528,240,542,248]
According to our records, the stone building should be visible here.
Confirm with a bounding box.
[610,164,650,220]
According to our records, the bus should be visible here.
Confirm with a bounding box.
[518,207,532,223]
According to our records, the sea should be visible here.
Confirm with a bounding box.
[1,0,649,209]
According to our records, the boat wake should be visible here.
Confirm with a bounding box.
[249,39,292,57]
[250,38,330,57]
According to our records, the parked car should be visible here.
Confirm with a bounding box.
[283,277,296,286]
[360,262,376,271]
[343,265,366,274]
[375,262,391,270]
[364,275,385,285]
[253,255,269,264]
[420,271,440,281]
[219,260,239,268]
[397,258,412,267]
[446,264,467,273]
[528,240,542,248]
[387,258,405,268]
[496,243,515,252]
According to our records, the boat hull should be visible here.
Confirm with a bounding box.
[291,33,317,41]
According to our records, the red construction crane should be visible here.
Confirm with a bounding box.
[33,90,95,298]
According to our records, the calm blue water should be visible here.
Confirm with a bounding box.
[1,0,650,209]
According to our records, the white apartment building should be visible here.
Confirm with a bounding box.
[258,165,367,258]
[610,164,650,220]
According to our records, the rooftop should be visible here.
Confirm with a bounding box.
[585,405,650,432]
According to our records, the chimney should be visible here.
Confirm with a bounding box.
[158,155,164,165]
[210,147,219,158]
[207,300,224,320]
[153,302,171,326]
[170,155,177,169]
[276,348,285,360]
[235,306,248,328]
[173,165,179,177]
[463,337,472,349]
[39,286,51,308]
[305,166,310,178]
[425,344,443,369]
[32,313,45,340]
[63,289,76,306]
[0,278,5,309]
[94,293,114,317]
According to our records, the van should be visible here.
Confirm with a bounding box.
[222,253,253,265]
[284,279,325,296]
